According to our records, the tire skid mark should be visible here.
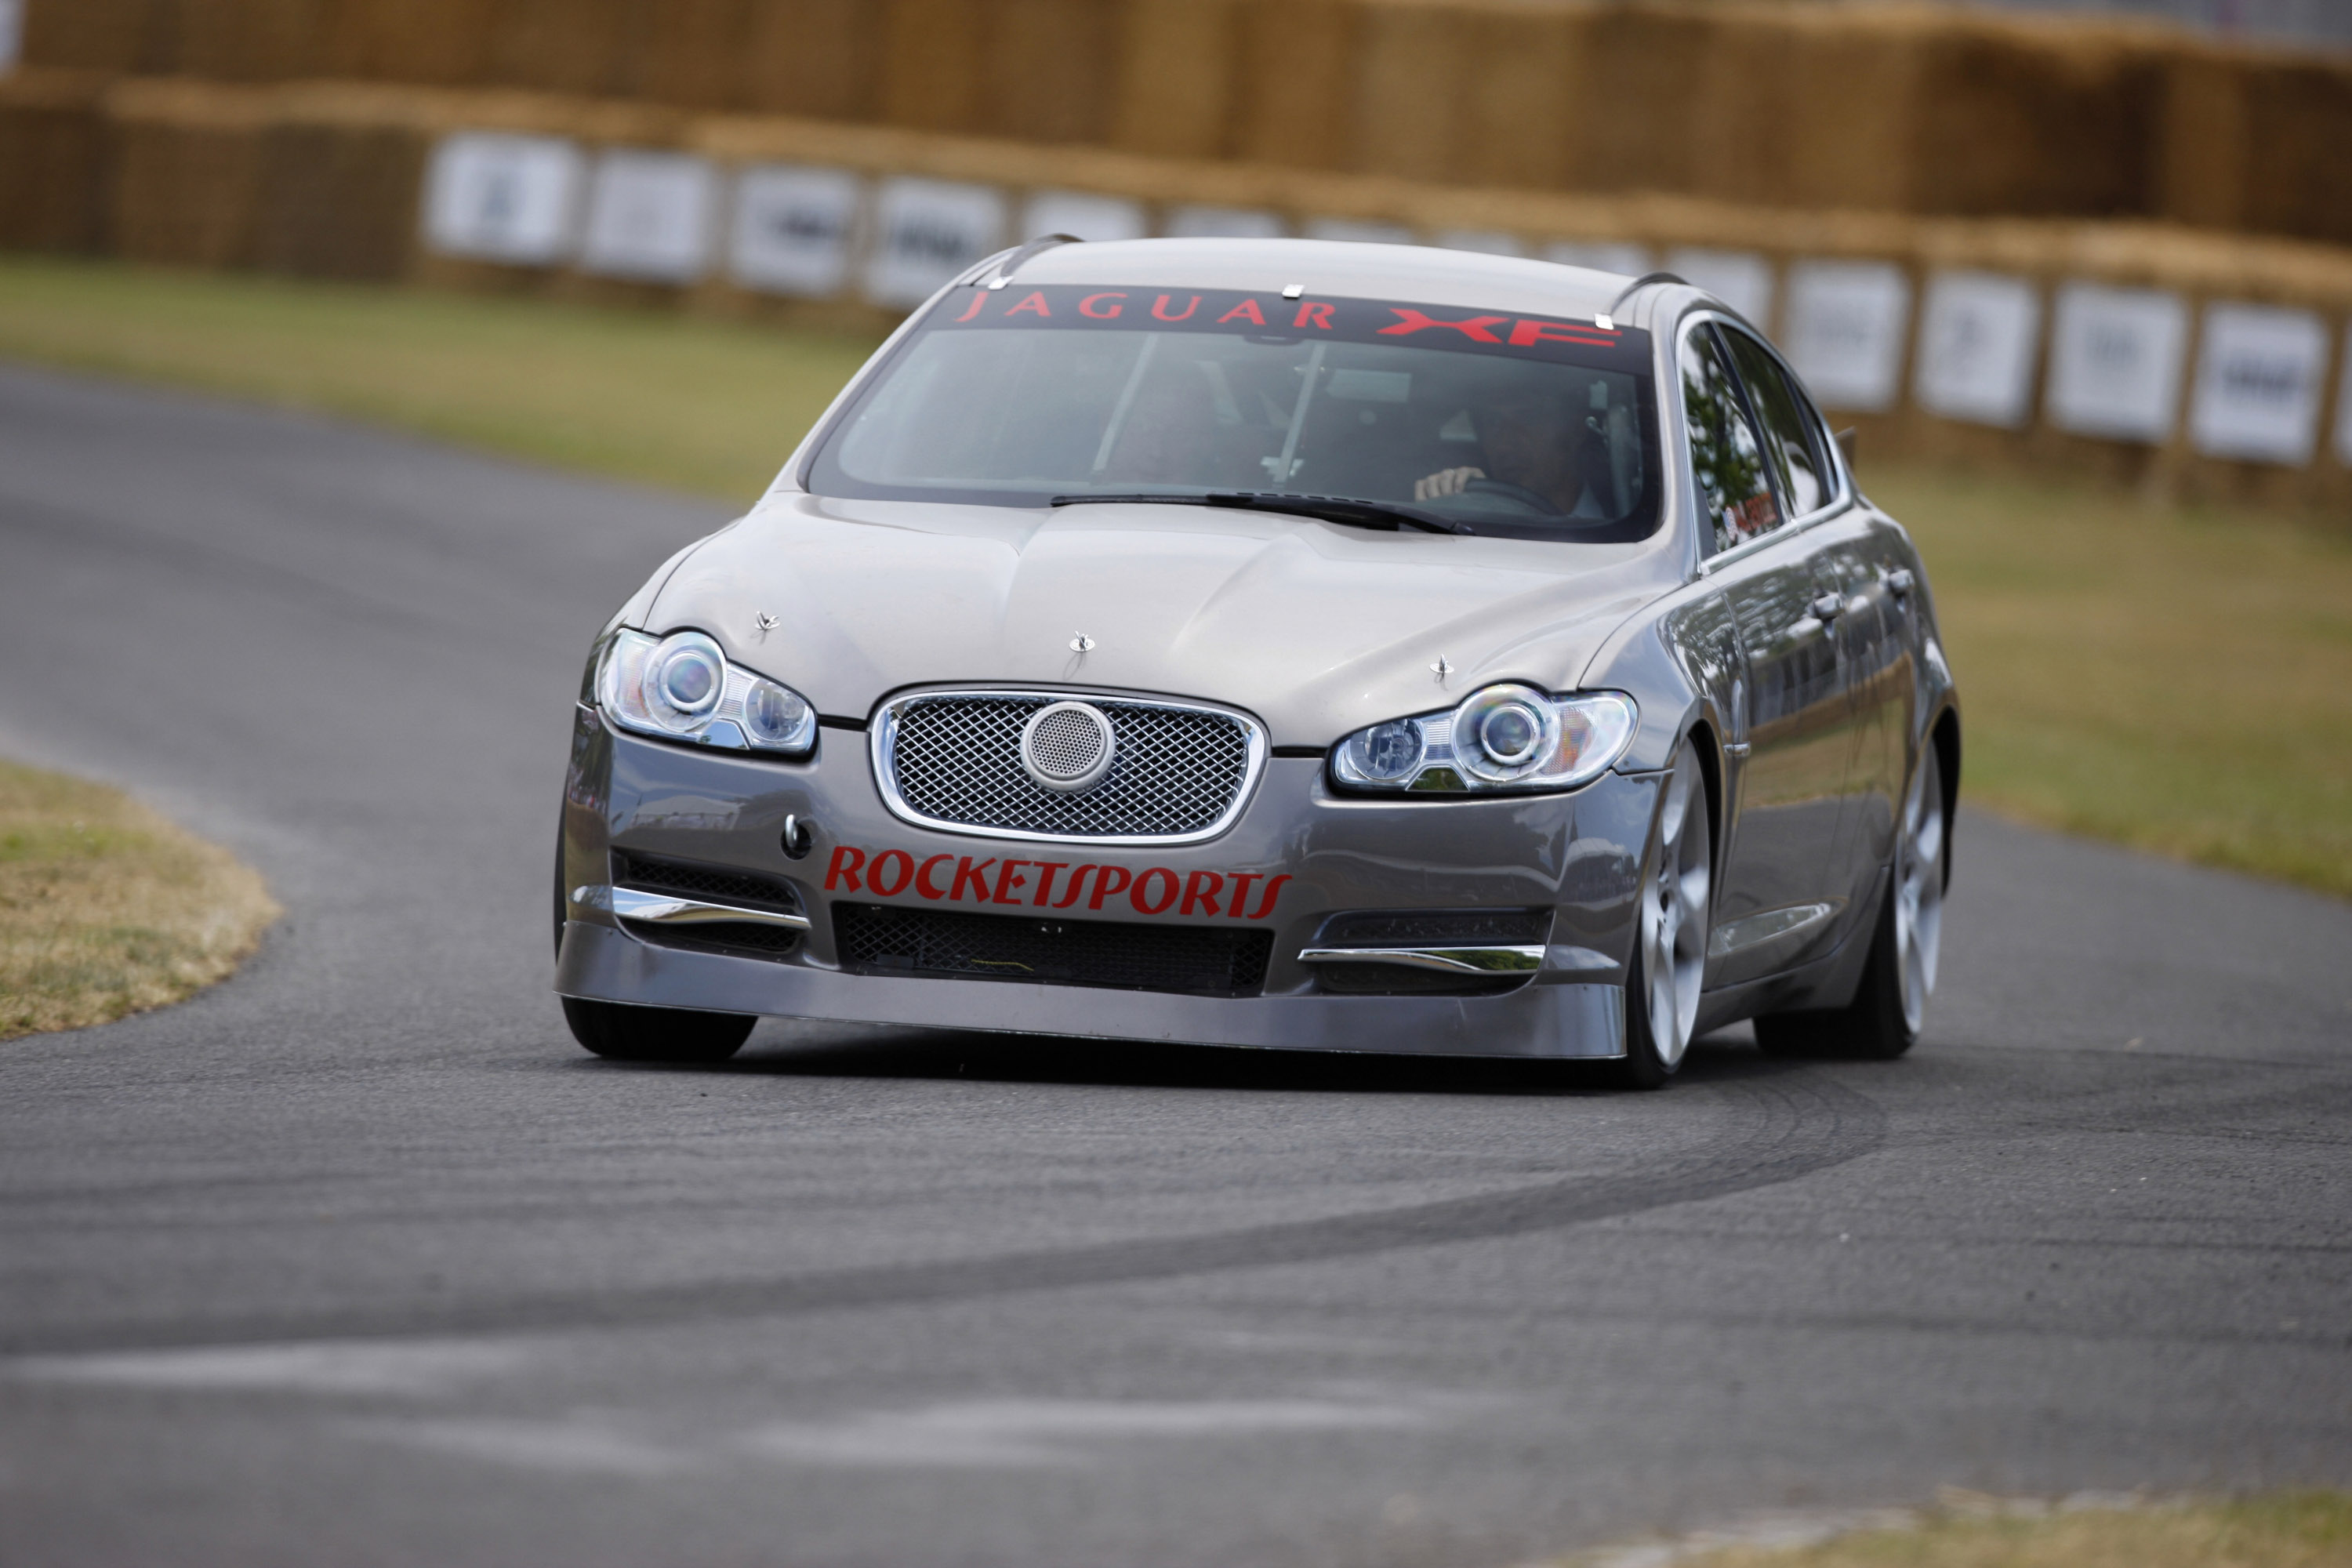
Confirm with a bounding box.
[1,1069,1885,1359]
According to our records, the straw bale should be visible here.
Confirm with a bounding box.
[0,71,111,252]
[482,0,636,98]
[251,84,434,278]
[1454,3,1585,194]
[18,0,158,72]
[104,78,274,268]
[1229,0,1360,170]
[2156,45,2246,231]
[172,0,330,82]
[1907,16,2164,219]
[739,0,881,119]
[2236,56,2352,250]
[1345,0,1472,183]
[1108,0,1240,160]
[633,0,753,110]
[1573,4,1709,197]
[321,0,495,85]
[1745,9,1933,214]
[877,0,988,134]
[974,0,1122,145]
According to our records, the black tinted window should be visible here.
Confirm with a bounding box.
[1722,328,1831,517]
[1682,325,1779,552]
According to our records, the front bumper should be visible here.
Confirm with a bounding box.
[555,707,1658,1059]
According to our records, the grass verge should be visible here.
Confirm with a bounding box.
[1,256,2344,896]
[1580,1492,2352,1568]
[1,760,279,1043]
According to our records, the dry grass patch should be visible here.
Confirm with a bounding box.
[1579,1491,2352,1568]
[0,760,278,1042]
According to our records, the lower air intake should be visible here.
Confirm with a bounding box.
[834,903,1271,998]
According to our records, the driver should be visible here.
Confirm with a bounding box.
[1414,383,1606,517]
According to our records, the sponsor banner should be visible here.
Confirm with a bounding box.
[2189,302,2329,465]
[1914,270,2041,429]
[930,284,1648,372]
[1784,260,1911,412]
[730,165,861,297]
[1667,247,1776,329]
[1165,205,1286,240]
[2046,282,2189,443]
[865,177,1007,308]
[580,150,720,284]
[1544,240,1653,277]
[1021,190,1147,244]
[824,845,1291,921]
[422,132,586,267]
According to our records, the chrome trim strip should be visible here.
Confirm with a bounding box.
[870,686,1271,848]
[1706,901,1835,959]
[1296,944,1546,975]
[579,884,812,932]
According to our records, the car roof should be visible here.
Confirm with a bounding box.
[1005,238,1637,324]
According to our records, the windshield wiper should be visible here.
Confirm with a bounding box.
[1051,491,1468,535]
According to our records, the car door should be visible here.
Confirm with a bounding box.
[1682,320,1855,988]
[1721,326,1908,946]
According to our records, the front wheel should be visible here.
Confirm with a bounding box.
[1755,744,1947,1060]
[562,996,755,1062]
[1617,744,1712,1089]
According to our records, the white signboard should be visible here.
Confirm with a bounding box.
[730,165,861,297]
[1544,240,1653,277]
[1021,191,1146,243]
[1436,230,1523,257]
[1305,217,1414,246]
[0,0,24,73]
[2046,283,2189,443]
[1783,260,1911,413]
[2188,302,2328,465]
[1913,270,2041,428]
[2339,326,2352,468]
[421,132,586,266]
[865,178,1007,308]
[580,150,719,284]
[1667,248,1774,328]
[1165,205,1285,240]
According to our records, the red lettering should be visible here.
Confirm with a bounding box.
[1151,294,1200,322]
[915,853,955,900]
[1293,301,1335,331]
[1131,867,1180,915]
[1031,862,1071,906]
[1508,318,1616,350]
[1247,874,1294,920]
[1054,864,1098,909]
[1079,292,1126,319]
[950,856,998,902]
[867,849,914,897]
[822,845,866,892]
[1004,291,1052,318]
[1225,873,1261,916]
[951,292,988,323]
[1087,865,1133,911]
[1378,307,1508,343]
[992,860,1033,905]
[1217,299,1266,326]
[1179,869,1225,917]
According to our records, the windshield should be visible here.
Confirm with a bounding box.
[804,285,1661,541]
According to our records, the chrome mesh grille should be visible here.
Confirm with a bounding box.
[885,695,1254,840]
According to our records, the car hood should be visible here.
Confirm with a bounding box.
[643,495,1671,746]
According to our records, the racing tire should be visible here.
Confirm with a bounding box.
[1616,743,1712,1090]
[561,996,755,1062]
[1755,745,1946,1062]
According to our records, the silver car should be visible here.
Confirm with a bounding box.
[553,238,1958,1087]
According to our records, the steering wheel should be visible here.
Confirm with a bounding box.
[1461,476,1559,515]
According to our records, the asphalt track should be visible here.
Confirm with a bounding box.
[1,363,2347,1568]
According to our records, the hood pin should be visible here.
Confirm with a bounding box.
[1431,656,1452,684]
[1069,633,1096,654]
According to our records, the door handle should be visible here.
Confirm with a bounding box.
[1809,592,1843,621]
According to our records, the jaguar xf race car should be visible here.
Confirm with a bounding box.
[554,236,1958,1087]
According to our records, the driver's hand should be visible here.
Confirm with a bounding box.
[1414,466,1485,501]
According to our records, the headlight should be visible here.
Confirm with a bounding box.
[1330,685,1636,793]
[595,628,817,756]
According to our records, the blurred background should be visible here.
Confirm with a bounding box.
[0,0,2345,894]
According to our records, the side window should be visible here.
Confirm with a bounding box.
[1681,324,1780,553]
[1722,328,1832,517]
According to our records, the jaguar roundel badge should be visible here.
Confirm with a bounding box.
[1020,701,1116,793]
